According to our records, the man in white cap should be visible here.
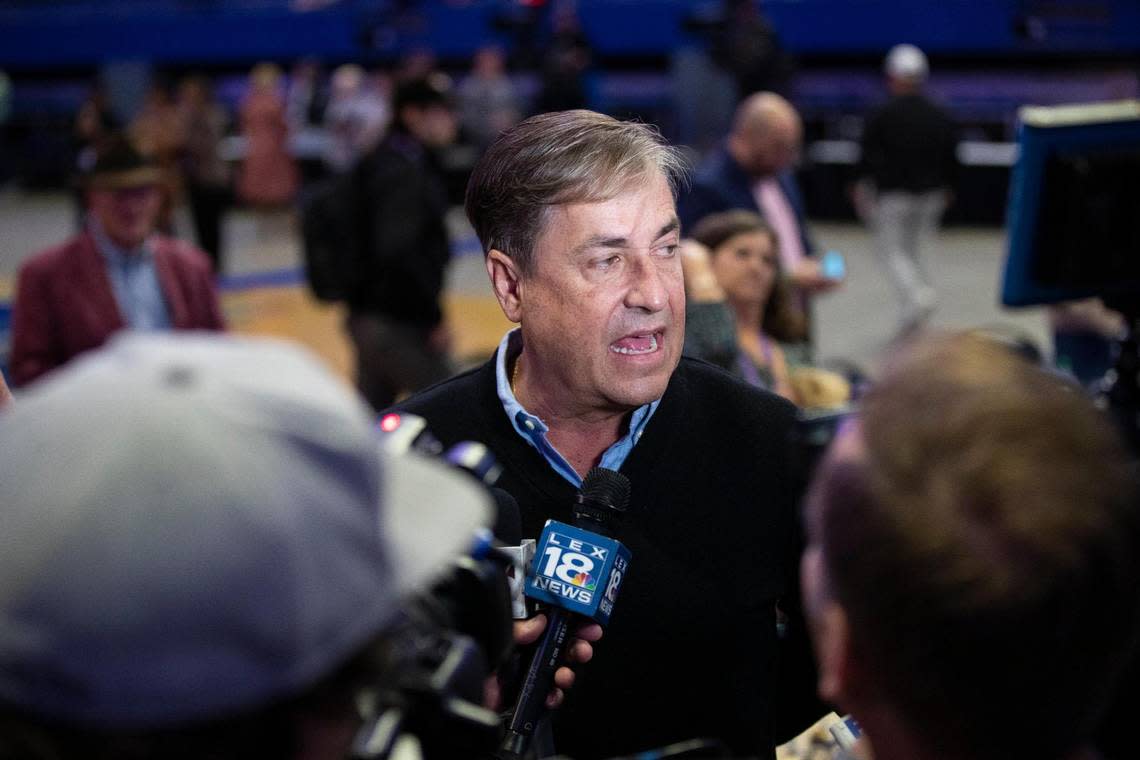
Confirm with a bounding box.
[0,333,517,758]
[854,44,958,333]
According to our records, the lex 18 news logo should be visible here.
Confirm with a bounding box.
[526,520,632,625]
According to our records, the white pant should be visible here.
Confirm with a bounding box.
[870,189,948,330]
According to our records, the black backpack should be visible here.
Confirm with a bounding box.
[299,157,371,303]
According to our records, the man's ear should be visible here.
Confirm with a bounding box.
[486,249,524,323]
[815,602,853,705]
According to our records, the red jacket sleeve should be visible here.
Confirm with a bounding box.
[9,261,62,387]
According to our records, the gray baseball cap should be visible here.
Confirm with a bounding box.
[0,332,491,728]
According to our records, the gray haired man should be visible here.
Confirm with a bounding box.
[396,110,814,758]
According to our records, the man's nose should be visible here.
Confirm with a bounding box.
[624,255,668,312]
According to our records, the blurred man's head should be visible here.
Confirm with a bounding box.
[0,334,492,759]
[802,333,1140,760]
[884,43,928,95]
[393,73,458,149]
[728,92,802,178]
[82,135,163,249]
[467,110,689,416]
[472,46,507,79]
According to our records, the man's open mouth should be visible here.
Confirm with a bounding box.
[610,332,661,356]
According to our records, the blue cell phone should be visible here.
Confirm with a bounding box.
[822,249,846,280]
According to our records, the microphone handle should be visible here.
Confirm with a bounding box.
[497,607,574,759]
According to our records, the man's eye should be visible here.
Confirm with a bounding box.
[595,255,620,270]
[657,244,679,258]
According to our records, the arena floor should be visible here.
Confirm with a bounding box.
[0,187,1050,386]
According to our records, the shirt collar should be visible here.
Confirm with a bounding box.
[494,328,661,486]
[89,215,153,265]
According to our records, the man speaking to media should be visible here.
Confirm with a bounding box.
[395,110,807,758]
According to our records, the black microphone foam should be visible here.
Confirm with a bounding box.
[580,466,631,510]
[490,487,523,546]
[575,467,630,537]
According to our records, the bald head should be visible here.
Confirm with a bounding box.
[729,92,802,178]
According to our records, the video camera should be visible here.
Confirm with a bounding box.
[350,419,518,760]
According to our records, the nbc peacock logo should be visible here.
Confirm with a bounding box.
[569,571,597,591]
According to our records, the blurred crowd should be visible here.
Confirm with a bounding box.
[65,48,526,277]
[3,29,1127,407]
[0,0,1132,431]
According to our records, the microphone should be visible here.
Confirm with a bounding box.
[376,411,442,455]
[497,467,632,759]
[442,441,517,544]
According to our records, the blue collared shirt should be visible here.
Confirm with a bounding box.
[495,329,659,487]
[91,217,172,331]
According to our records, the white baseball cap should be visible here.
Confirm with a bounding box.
[0,332,491,728]
[885,43,929,81]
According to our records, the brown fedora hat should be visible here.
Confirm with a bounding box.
[80,134,163,190]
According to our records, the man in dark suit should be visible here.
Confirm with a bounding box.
[345,74,458,411]
[394,110,817,759]
[679,92,838,356]
[9,135,224,387]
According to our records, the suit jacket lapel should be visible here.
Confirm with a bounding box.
[153,241,190,328]
[72,232,126,332]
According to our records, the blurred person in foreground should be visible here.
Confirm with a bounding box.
[346,73,458,411]
[679,92,839,360]
[395,110,816,758]
[852,44,957,334]
[0,333,494,759]
[802,332,1140,760]
[8,135,223,388]
[0,373,10,409]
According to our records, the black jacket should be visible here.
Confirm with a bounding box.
[395,355,815,758]
[348,132,450,326]
[859,93,958,193]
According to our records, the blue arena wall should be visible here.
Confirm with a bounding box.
[1,1,1138,68]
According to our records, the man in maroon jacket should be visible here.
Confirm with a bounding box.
[9,135,224,387]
